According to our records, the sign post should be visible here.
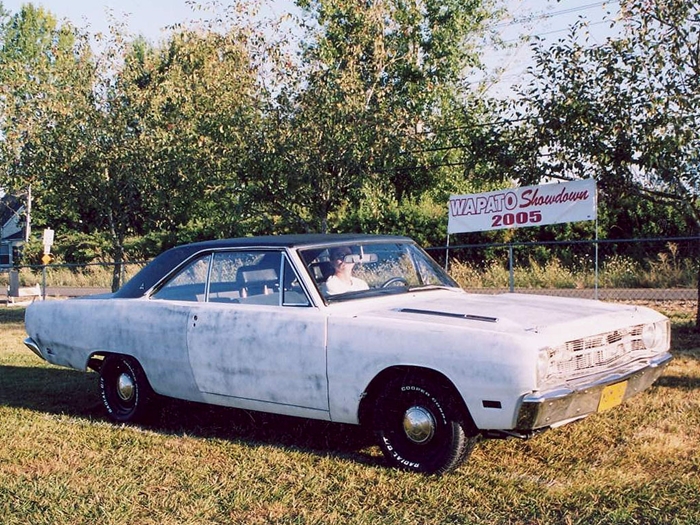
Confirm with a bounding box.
[41,228,54,300]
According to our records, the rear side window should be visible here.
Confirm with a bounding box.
[209,251,281,304]
[151,255,211,301]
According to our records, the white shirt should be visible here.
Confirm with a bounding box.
[323,274,369,295]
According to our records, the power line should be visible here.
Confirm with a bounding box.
[414,116,531,136]
[494,1,620,29]
[504,18,615,43]
[400,100,699,158]
[477,2,623,98]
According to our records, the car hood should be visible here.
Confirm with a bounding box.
[341,289,663,338]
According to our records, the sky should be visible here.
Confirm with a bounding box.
[2,0,203,43]
[477,0,622,96]
[0,0,622,98]
[1,0,300,43]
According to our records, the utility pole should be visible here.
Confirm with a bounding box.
[25,184,31,242]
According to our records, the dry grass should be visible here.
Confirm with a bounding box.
[449,255,698,290]
[0,264,144,289]
[0,304,698,525]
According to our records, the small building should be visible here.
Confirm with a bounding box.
[0,194,26,267]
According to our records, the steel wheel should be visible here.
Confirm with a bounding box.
[99,355,152,423]
[374,375,476,474]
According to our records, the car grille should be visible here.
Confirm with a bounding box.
[553,324,646,378]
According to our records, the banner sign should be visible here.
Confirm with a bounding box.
[448,179,597,234]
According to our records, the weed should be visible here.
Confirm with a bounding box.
[451,252,697,291]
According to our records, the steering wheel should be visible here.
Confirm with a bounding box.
[380,276,409,288]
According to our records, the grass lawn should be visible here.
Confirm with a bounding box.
[1,303,698,525]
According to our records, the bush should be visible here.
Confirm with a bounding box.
[334,191,447,248]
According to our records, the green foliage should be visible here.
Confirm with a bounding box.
[1,0,697,315]
[52,232,112,265]
[246,0,500,233]
[0,0,504,255]
[14,238,43,267]
[16,233,113,267]
[124,28,263,239]
[334,188,448,247]
[0,5,91,189]
[515,0,700,228]
[510,0,700,326]
[123,231,179,262]
[0,2,270,288]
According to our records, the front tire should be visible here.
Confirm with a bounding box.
[99,355,153,423]
[374,375,476,475]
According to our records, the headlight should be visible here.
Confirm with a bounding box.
[642,320,669,352]
[642,323,660,349]
[537,347,553,384]
[537,344,574,385]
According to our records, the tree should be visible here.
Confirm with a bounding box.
[120,29,263,242]
[1,3,266,288]
[240,0,501,234]
[0,4,91,219]
[46,25,265,288]
[513,0,700,327]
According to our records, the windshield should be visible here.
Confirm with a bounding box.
[299,241,459,302]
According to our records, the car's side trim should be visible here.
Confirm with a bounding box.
[515,352,672,431]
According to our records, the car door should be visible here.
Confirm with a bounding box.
[185,249,329,413]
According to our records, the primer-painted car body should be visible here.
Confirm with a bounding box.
[24,234,672,436]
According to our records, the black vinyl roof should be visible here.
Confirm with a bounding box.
[114,233,412,298]
[183,233,410,249]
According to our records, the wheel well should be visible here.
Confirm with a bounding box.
[358,365,477,433]
[86,352,134,373]
[87,353,107,372]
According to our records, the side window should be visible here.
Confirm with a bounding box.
[151,250,309,306]
[151,255,211,301]
[206,251,241,303]
[209,251,281,305]
[282,256,310,307]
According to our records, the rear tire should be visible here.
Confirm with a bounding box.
[374,375,476,474]
[99,355,153,423]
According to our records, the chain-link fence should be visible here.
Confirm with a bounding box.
[1,261,146,301]
[427,235,700,302]
[2,236,699,303]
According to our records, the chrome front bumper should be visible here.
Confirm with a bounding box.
[24,337,44,360]
[515,353,672,431]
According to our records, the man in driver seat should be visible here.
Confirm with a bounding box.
[323,246,369,295]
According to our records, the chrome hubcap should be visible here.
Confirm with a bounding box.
[403,406,436,444]
[116,373,135,402]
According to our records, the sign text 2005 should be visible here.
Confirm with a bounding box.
[491,210,543,228]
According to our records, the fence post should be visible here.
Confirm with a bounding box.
[594,215,599,300]
[444,235,450,272]
[8,269,19,296]
[509,244,514,293]
[42,265,47,301]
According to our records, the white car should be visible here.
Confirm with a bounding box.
[24,234,672,474]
